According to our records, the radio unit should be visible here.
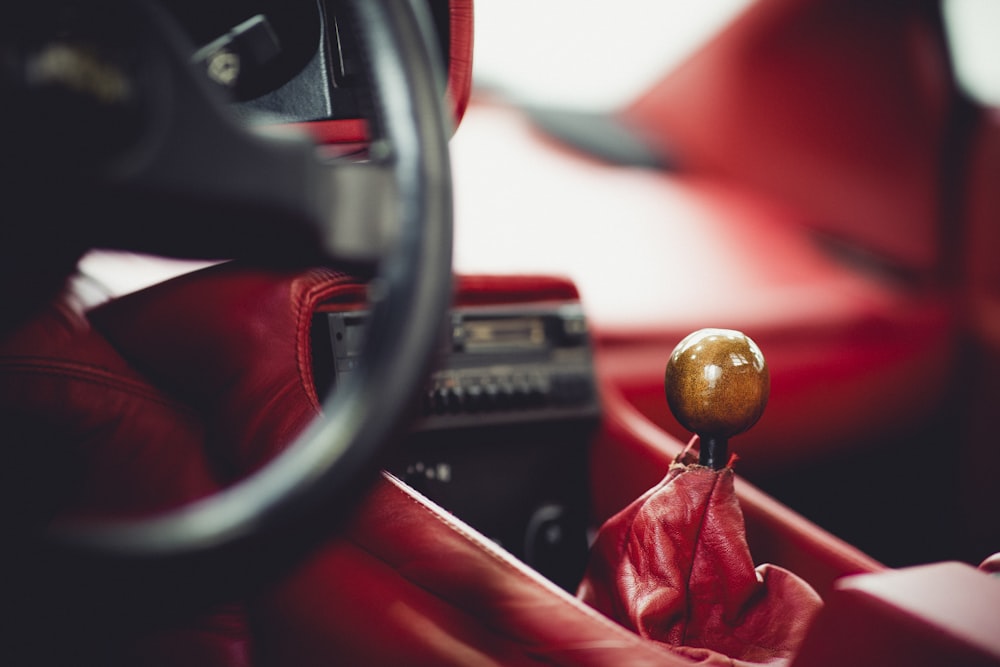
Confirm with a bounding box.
[316,302,601,431]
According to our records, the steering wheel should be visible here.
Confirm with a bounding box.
[8,0,453,605]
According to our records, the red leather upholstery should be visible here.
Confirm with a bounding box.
[89,264,361,475]
[8,259,990,665]
[979,553,1000,575]
[790,562,1000,667]
[1,260,854,665]
[254,472,691,667]
[0,263,369,664]
[0,286,222,521]
[0,276,255,664]
[579,449,822,664]
[7,264,689,665]
[89,265,699,666]
[623,0,954,272]
[443,0,475,129]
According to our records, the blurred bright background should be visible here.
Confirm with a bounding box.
[942,0,1000,106]
[471,1,752,112]
[471,0,1000,110]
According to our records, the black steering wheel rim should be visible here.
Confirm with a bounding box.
[29,0,453,597]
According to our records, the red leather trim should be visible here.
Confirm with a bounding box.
[979,553,1000,575]
[286,118,369,145]
[446,0,475,128]
[291,271,368,413]
[254,472,696,667]
[311,274,581,312]
[790,562,1000,667]
[454,274,578,306]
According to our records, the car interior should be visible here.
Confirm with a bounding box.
[1,0,999,665]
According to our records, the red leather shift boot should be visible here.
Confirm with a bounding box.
[579,446,822,665]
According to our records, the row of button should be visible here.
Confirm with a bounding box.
[421,374,593,416]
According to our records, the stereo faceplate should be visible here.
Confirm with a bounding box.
[319,302,600,431]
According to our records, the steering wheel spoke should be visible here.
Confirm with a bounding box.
[321,160,399,265]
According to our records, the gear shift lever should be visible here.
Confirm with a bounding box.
[665,328,769,469]
[580,328,820,662]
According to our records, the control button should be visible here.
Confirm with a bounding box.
[558,314,588,346]
[483,384,499,410]
[465,384,483,412]
[442,386,459,413]
[551,374,591,405]
[523,504,589,593]
[512,382,531,408]
[528,383,548,408]
[401,460,453,494]
[432,387,448,414]
[497,382,515,410]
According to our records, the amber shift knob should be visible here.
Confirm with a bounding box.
[665,328,769,468]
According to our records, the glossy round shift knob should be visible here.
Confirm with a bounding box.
[665,328,769,443]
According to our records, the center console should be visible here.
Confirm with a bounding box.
[313,277,600,590]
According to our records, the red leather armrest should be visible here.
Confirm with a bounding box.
[791,562,1000,667]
